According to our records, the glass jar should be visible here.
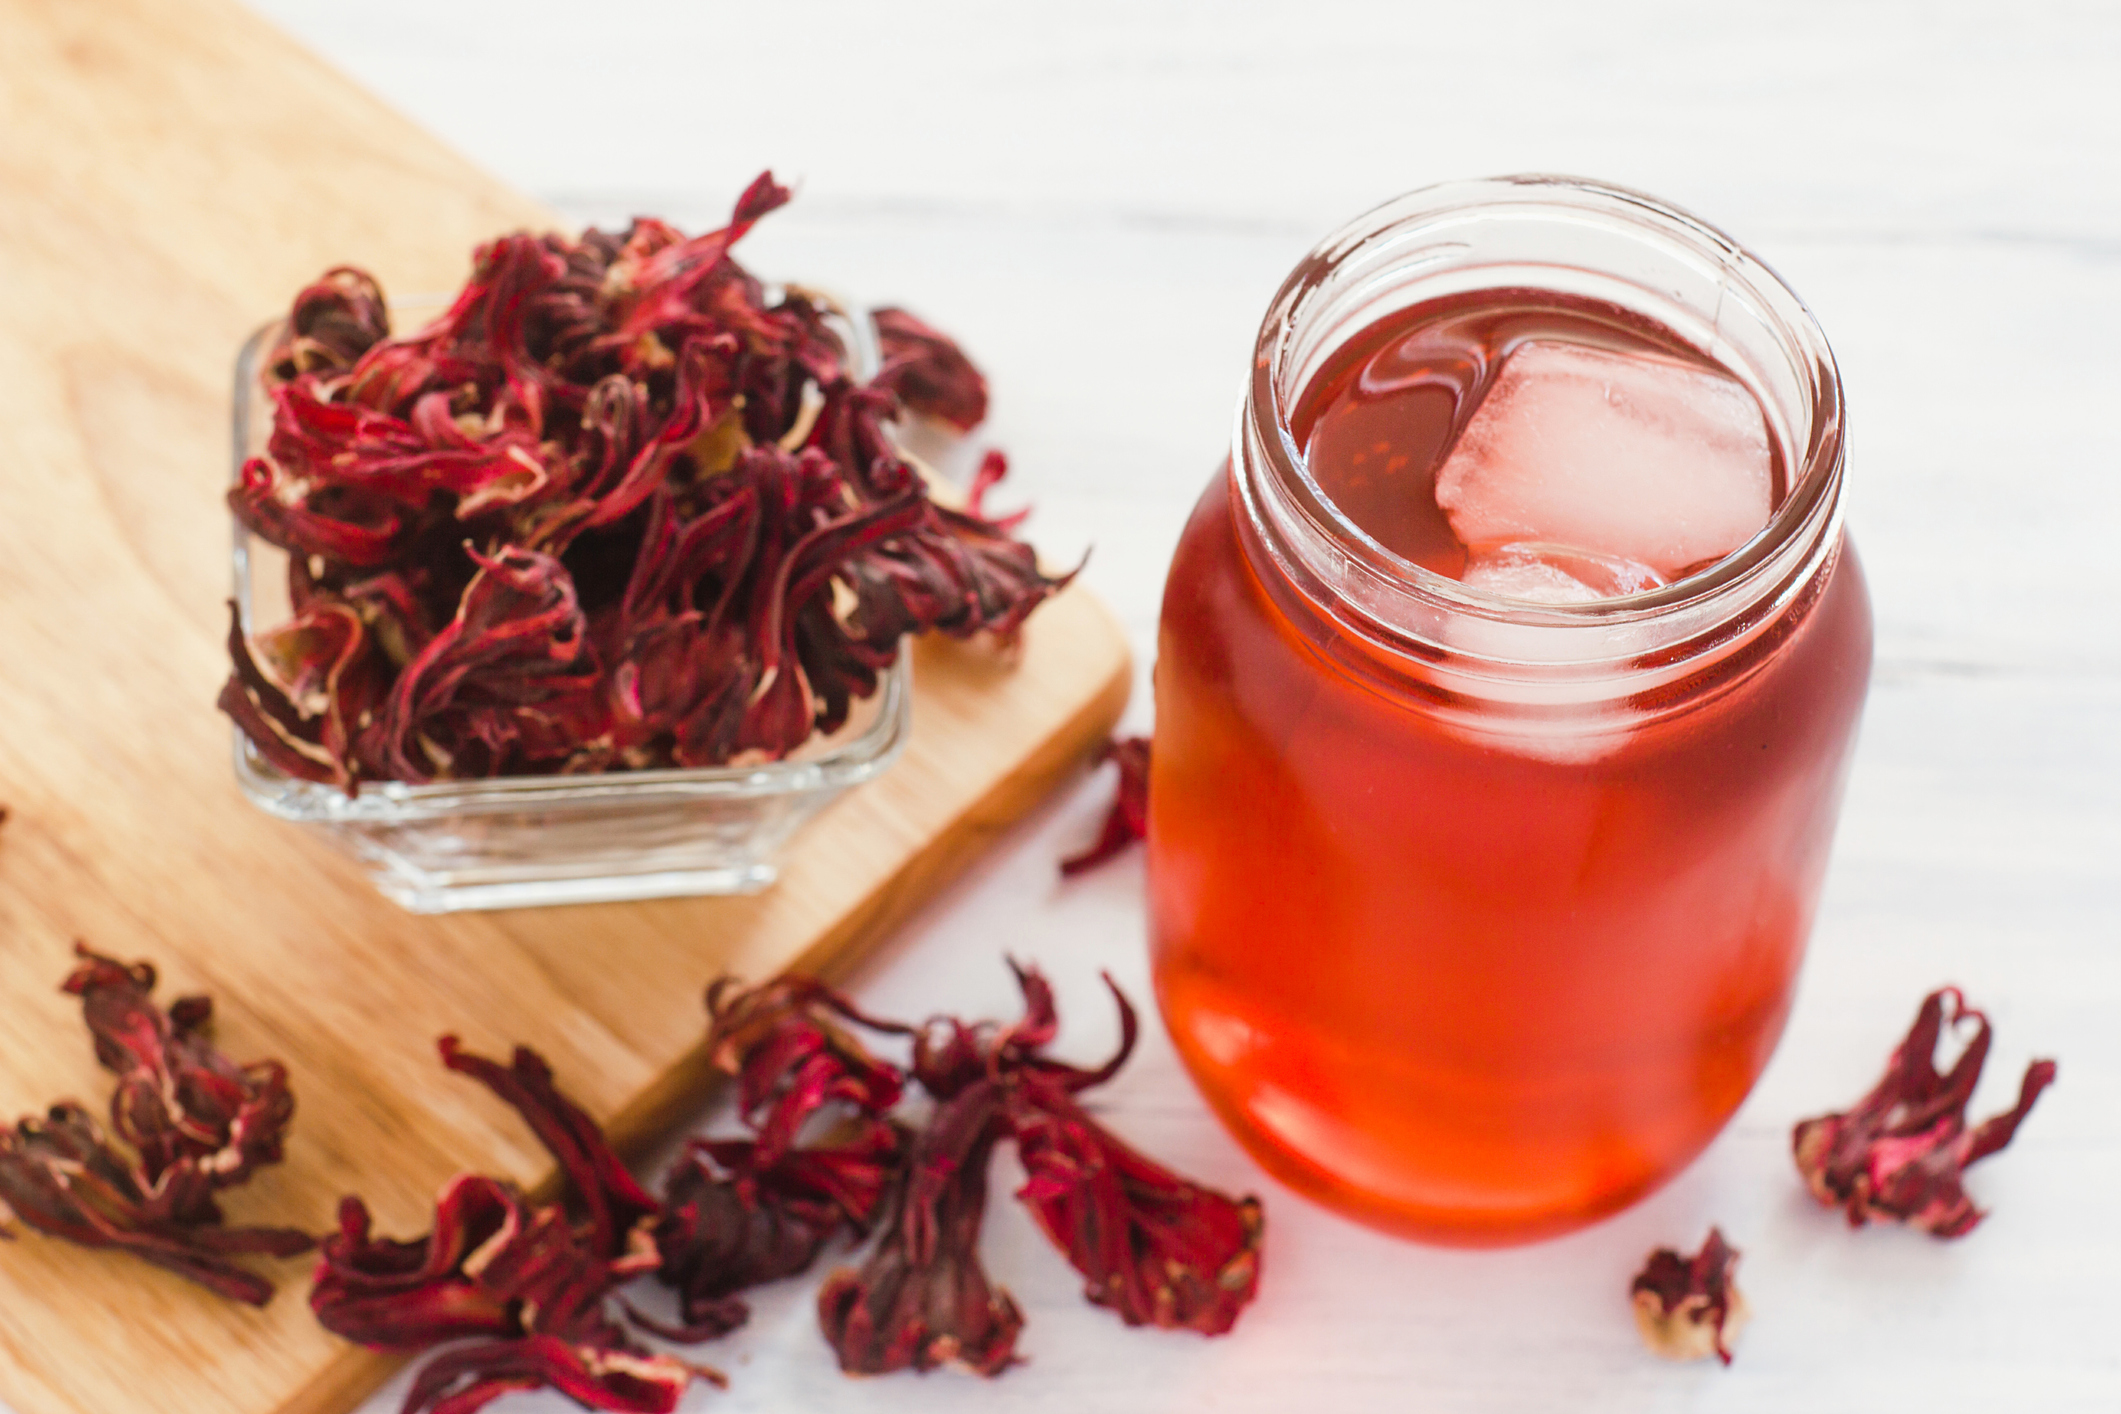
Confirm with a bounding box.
[1148,177,1872,1245]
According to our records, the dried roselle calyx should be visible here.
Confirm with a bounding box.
[0,948,314,1304]
[1630,1228,1746,1365]
[402,1332,718,1414]
[648,978,911,1337]
[948,965,1258,1336]
[1060,736,1151,877]
[871,306,989,432]
[1007,1074,1262,1335]
[701,975,909,1161]
[898,963,1262,1346]
[268,267,390,380]
[0,1102,314,1307]
[1793,987,2057,1237]
[436,1038,659,1262]
[314,1040,720,1414]
[311,1178,543,1348]
[62,943,295,1193]
[816,1080,1024,1376]
[649,1121,902,1340]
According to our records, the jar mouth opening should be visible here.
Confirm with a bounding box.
[1244,175,1845,637]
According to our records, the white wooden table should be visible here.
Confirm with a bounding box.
[171,3,2121,1408]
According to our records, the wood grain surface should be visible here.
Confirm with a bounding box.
[0,3,1129,1412]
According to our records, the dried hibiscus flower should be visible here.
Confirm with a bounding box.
[223,172,1069,789]
[688,962,1263,1377]
[312,1038,718,1414]
[0,946,312,1305]
[817,1076,1024,1375]
[1630,1228,1746,1365]
[62,943,295,1191]
[650,978,910,1340]
[1060,735,1151,876]
[1793,987,2056,1237]
[0,1103,313,1306]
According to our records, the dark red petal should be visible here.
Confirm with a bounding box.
[815,1081,1023,1376]
[1060,736,1151,877]
[0,1103,311,1308]
[309,1180,525,1349]
[963,451,1030,533]
[437,1038,658,1263]
[1007,1076,1261,1336]
[401,1333,718,1414]
[1792,988,2055,1237]
[1630,1228,1745,1364]
[871,306,990,433]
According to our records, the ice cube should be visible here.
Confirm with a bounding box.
[1433,340,1773,582]
[1461,542,1666,604]
[1462,549,1602,604]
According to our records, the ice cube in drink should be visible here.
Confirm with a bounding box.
[1435,339,1773,590]
[1296,294,1780,602]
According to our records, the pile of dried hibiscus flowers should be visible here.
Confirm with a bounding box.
[221,171,1066,788]
[310,962,1261,1411]
[0,945,314,1305]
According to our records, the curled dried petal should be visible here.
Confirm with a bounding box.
[62,942,295,1194]
[0,1103,312,1306]
[401,1332,720,1414]
[315,1039,681,1414]
[816,1080,1022,1376]
[268,267,390,380]
[1007,1074,1261,1335]
[964,449,1028,533]
[650,1120,902,1339]
[1060,736,1151,877]
[1630,1228,1746,1365]
[1792,988,2056,1237]
[872,306,989,432]
[438,1038,658,1264]
[367,545,605,783]
[909,960,1136,1101]
[310,1180,534,1349]
[703,976,908,1162]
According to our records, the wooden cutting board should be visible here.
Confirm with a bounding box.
[0,2,1131,1411]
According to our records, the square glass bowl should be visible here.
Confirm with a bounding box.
[227,303,909,913]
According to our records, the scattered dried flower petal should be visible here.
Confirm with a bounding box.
[402,1333,719,1414]
[1060,736,1151,876]
[1008,1073,1262,1334]
[0,1102,313,1306]
[312,1041,718,1414]
[1630,1228,1746,1365]
[62,943,295,1192]
[0,948,312,1304]
[1793,987,2057,1237]
[648,978,913,1337]
[647,1122,902,1341]
[816,1079,1024,1376]
[871,306,989,432]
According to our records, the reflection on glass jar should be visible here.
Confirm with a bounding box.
[1148,177,1872,1245]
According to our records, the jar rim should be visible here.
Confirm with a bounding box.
[1238,174,1846,673]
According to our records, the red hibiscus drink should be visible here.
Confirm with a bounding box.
[1149,178,1872,1244]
